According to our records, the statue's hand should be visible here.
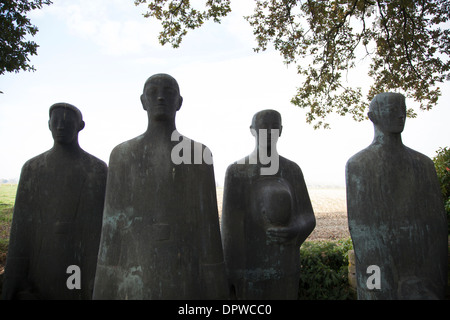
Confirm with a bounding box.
[266,226,296,245]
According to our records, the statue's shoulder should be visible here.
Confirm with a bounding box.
[189,137,212,157]
[224,161,240,177]
[404,146,435,170]
[80,150,108,173]
[346,145,376,168]
[109,135,144,161]
[279,155,301,171]
[405,146,432,162]
[21,150,51,171]
[227,156,251,173]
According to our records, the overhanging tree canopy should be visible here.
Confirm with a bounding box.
[134,0,450,128]
[0,0,52,77]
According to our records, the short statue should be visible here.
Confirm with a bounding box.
[221,109,316,299]
[346,92,448,299]
[93,73,228,299]
[2,103,107,300]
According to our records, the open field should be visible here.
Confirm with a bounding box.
[0,184,16,275]
[305,187,349,241]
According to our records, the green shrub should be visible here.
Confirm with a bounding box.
[298,238,355,300]
[432,147,450,234]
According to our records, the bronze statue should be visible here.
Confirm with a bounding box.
[2,103,107,299]
[346,92,448,299]
[221,109,316,299]
[93,73,228,300]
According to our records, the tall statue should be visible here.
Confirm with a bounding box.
[221,109,316,300]
[93,73,228,300]
[2,103,107,300]
[346,92,448,299]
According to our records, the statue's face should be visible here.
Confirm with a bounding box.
[142,75,182,121]
[371,95,406,134]
[252,112,282,149]
[49,108,80,144]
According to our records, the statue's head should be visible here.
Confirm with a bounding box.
[48,103,85,145]
[250,109,282,148]
[368,92,406,134]
[140,73,183,121]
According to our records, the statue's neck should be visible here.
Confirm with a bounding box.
[372,129,404,150]
[51,141,83,159]
[250,140,278,163]
[144,119,177,141]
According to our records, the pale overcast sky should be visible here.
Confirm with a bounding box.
[1,0,449,187]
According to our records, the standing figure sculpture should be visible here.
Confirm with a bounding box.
[93,73,228,300]
[2,103,107,300]
[221,109,316,300]
[346,92,448,299]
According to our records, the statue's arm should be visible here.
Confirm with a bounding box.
[79,158,108,298]
[92,148,126,299]
[345,157,369,236]
[197,148,228,299]
[292,165,316,246]
[2,162,35,299]
[220,164,246,295]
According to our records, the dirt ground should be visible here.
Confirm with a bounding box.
[305,187,349,241]
[216,186,349,241]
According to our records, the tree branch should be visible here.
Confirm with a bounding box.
[400,4,423,80]
[376,0,394,74]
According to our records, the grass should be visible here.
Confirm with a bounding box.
[0,184,17,274]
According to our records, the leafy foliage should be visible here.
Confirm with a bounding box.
[433,147,450,234]
[134,0,231,48]
[0,0,52,76]
[299,238,355,300]
[135,0,450,129]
